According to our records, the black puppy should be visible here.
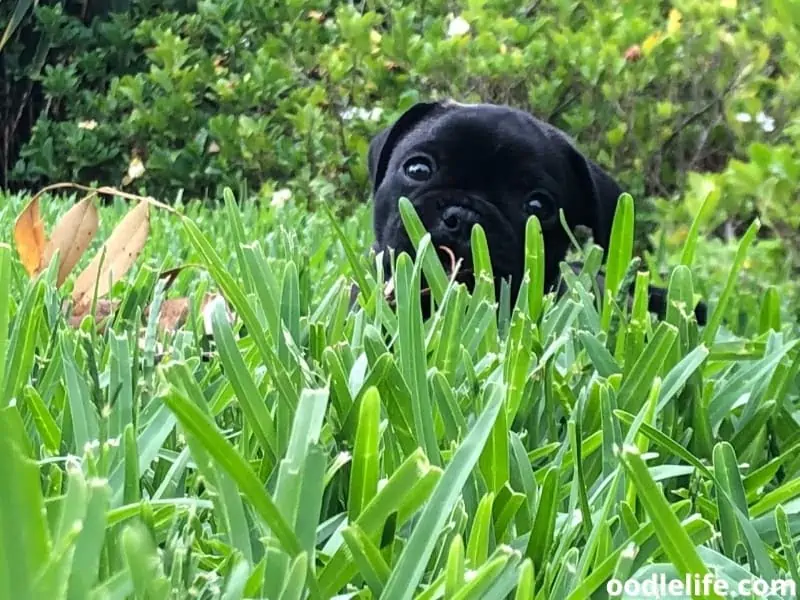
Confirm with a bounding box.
[364,99,706,324]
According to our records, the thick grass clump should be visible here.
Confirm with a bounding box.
[0,188,798,600]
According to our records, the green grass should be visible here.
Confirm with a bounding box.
[1,188,799,600]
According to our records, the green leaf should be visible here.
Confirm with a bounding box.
[161,386,303,558]
[680,181,719,268]
[2,277,43,409]
[0,406,49,599]
[395,252,440,466]
[210,300,278,462]
[121,522,170,600]
[616,322,678,412]
[602,192,634,330]
[349,386,381,520]
[703,219,760,345]
[514,559,534,600]
[0,0,35,51]
[341,524,391,596]
[223,187,254,295]
[775,505,800,592]
[380,381,506,600]
[61,336,100,452]
[66,476,110,600]
[524,216,545,322]
[758,286,781,334]
[618,445,724,600]
[445,535,466,597]
[22,384,60,453]
[525,466,558,573]
[466,493,494,567]
[318,449,437,595]
[713,442,748,559]
[397,197,450,302]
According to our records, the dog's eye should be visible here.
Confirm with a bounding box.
[525,192,555,218]
[403,156,434,181]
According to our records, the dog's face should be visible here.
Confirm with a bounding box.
[368,100,624,301]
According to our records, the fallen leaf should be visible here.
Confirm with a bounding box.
[153,297,190,332]
[72,201,150,306]
[44,196,99,287]
[68,298,119,329]
[13,197,47,276]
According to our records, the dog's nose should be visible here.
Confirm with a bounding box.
[441,206,462,231]
[437,205,477,241]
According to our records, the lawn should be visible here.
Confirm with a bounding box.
[1,182,799,600]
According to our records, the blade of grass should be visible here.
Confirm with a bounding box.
[618,444,724,600]
[0,406,50,599]
[348,386,381,521]
[524,216,545,322]
[680,183,718,267]
[602,192,634,330]
[210,300,278,463]
[1,277,43,409]
[703,219,760,345]
[397,197,450,302]
[395,252,440,466]
[380,381,506,600]
[160,387,305,559]
[341,524,391,596]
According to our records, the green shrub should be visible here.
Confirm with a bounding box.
[5,0,796,207]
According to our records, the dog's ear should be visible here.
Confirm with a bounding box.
[550,129,623,253]
[572,153,624,253]
[368,101,443,192]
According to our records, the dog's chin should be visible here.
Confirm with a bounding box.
[379,244,475,303]
[380,244,526,322]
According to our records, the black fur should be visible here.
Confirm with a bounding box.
[363,99,707,324]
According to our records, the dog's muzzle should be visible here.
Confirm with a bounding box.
[381,191,484,264]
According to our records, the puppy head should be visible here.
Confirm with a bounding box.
[368,100,623,300]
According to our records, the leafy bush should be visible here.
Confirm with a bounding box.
[1,186,799,598]
[4,0,796,204]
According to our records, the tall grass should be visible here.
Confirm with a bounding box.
[0,188,798,600]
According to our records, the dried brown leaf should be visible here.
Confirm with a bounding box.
[13,197,47,276]
[44,196,99,287]
[68,298,119,329]
[72,201,150,305]
[153,297,190,332]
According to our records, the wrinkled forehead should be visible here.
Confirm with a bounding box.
[391,105,547,165]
